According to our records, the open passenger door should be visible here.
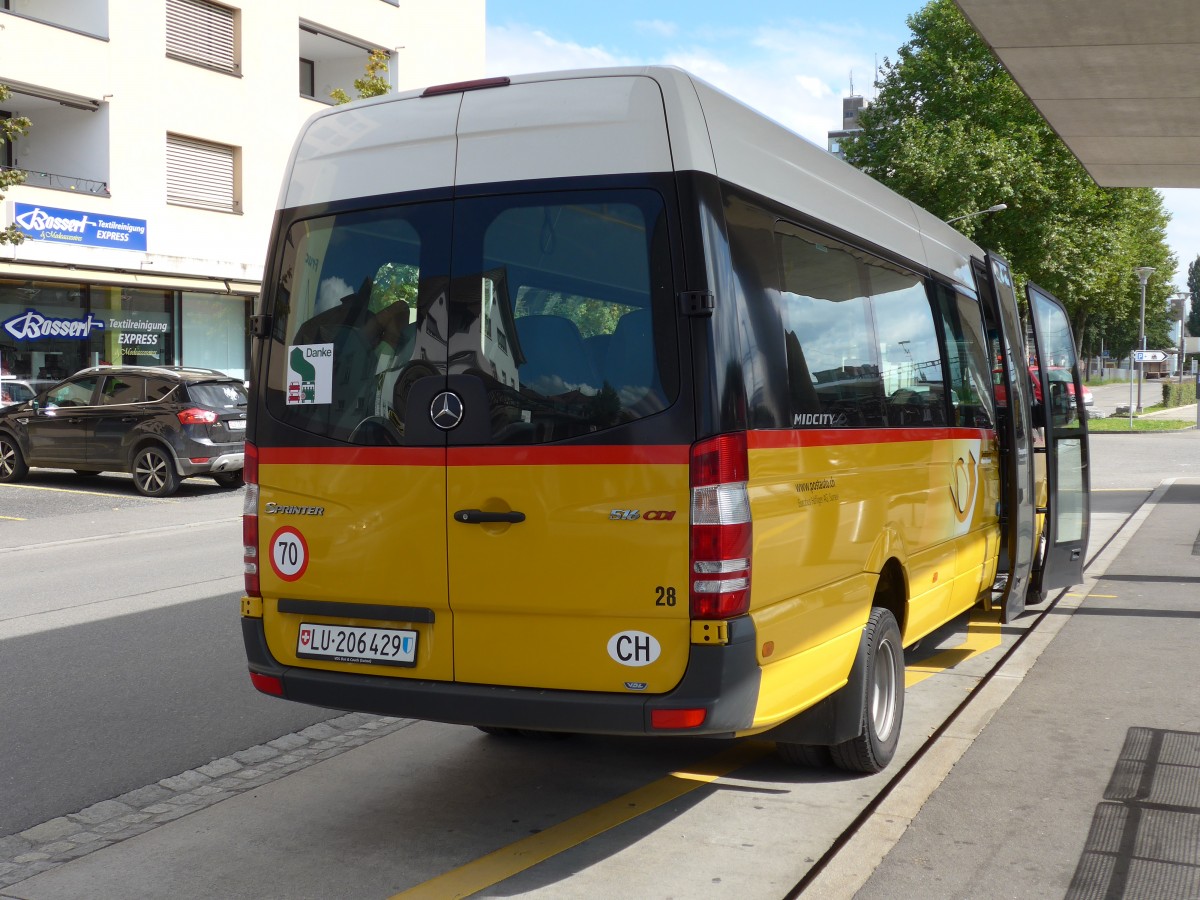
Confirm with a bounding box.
[1025,282,1090,594]
[978,252,1038,623]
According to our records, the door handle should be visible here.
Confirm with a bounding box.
[453,509,525,525]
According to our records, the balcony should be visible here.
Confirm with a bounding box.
[299,20,390,104]
[1,0,109,40]
[2,85,110,198]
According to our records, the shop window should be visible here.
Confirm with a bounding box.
[166,0,239,75]
[166,134,240,213]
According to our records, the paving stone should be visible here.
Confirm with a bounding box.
[70,799,135,826]
[13,852,51,864]
[159,769,213,792]
[19,818,82,843]
[298,722,339,740]
[0,835,32,858]
[268,732,310,751]
[197,757,242,778]
[233,744,280,765]
[116,784,173,808]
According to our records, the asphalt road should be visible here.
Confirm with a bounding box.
[0,482,334,837]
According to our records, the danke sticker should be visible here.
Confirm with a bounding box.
[286,343,333,405]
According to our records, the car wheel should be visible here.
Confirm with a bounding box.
[829,607,904,774]
[132,446,180,497]
[212,471,244,489]
[0,434,28,483]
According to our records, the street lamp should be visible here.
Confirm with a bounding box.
[946,203,1008,224]
[1171,292,1190,384]
[1134,266,1155,414]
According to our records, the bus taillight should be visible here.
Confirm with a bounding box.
[242,441,260,597]
[690,433,752,619]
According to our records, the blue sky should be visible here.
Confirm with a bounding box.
[484,1,1198,291]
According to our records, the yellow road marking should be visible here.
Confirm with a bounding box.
[396,605,1015,896]
[0,515,26,521]
[905,606,1002,688]
[391,741,773,899]
[0,482,176,502]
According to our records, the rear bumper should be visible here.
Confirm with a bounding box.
[241,615,761,737]
[178,449,244,476]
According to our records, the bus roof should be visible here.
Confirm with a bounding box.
[280,66,980,291]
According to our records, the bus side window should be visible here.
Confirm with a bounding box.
[935,285,996,429]
[776,225,883,427]
[869,266,946,427]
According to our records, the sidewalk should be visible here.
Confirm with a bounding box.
[811,478,1200,898]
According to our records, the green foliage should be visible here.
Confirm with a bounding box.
[331,50,392,105]
[1,84,32,246]
[1161,380,1196,408]
[842,0,1176,361]
[1186,256,1200,338]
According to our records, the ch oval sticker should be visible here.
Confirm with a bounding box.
[607,631,661,667]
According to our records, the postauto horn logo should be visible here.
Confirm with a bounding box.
[2,309,105,341]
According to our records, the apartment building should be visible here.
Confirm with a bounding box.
[0,0,484,381]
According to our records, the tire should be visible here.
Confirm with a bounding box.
[73,470,101,477]
[132,445,180,497]
[212,470,244,489]
[0,434,28,483]
[776,742,833,768]
[829,608,904,774]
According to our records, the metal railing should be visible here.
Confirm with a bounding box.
[0,164,110,197]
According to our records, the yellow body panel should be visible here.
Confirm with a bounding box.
[251,428,1002,732]
[257,455,454,681]
[448,460,691,691]
[744,429,1000,728]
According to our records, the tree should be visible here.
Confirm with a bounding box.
[1187,256,1200,338]
[331,50,392,105]
[842,0,1176,360]
[1,85,32,246]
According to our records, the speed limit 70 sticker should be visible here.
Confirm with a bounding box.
[269,526,309,581]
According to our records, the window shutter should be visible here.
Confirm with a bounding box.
[166,0,236,74]
[167,135,237,212]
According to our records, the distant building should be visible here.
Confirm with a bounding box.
[827,94,865,160]
[1,0,484,381]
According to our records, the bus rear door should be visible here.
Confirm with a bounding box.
[979,252,1039,622]
[1026,282,1090,594]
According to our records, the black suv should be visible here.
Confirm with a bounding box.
[0,365,247,497]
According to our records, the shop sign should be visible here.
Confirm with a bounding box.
[12,203,148,252]
[3,309,105,341]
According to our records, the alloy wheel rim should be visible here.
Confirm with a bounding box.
[137,453,167,491]
[870,638,898,742]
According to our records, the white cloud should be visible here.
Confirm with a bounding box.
[1160,188,1200,290]
[635,20,679,39]
[486,24,635,78]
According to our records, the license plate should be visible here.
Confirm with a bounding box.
[296,623,417,667]
[228,419,247,430]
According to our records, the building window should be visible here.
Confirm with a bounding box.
[166,0,239,75]
[166,134,240,213]
[300,58,316,99]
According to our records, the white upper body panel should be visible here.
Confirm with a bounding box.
[278,66,979,291]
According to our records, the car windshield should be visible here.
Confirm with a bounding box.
[189,382,248,409]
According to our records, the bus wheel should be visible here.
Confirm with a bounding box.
[830,607,904,774]
[776,743,832,767]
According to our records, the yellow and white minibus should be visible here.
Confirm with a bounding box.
[240,67,1089,773]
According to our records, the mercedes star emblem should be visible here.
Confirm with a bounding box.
[430,391,464,430]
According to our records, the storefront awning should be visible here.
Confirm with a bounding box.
[0,261,260,296]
